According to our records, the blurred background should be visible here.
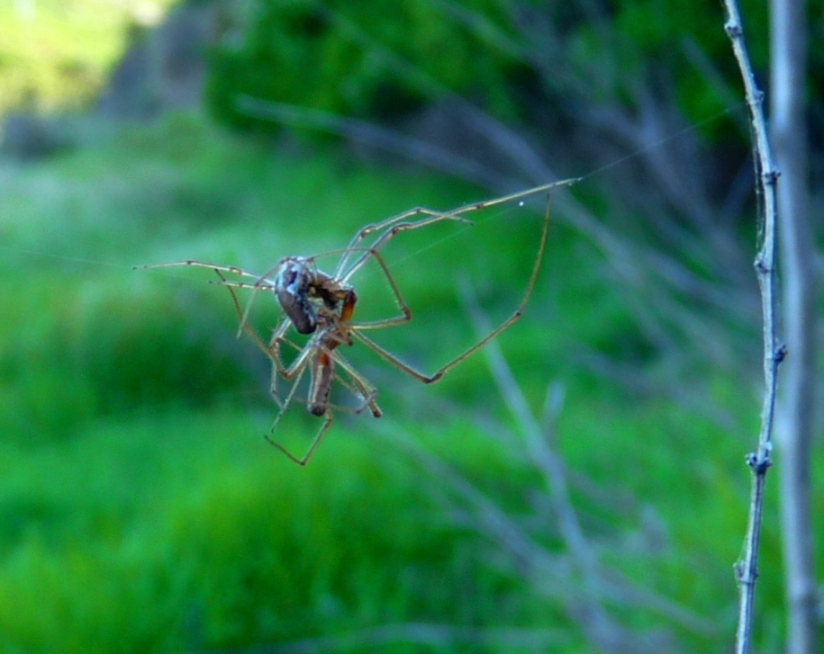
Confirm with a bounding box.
[0,0,822,651]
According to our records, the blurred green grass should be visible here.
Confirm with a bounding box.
[0,112,817,652]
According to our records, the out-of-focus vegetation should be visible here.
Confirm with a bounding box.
[2,0,823,652]
[0,0,176,115]
[205,0,799,140]
[207,0,525,128]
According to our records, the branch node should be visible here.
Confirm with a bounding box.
[753,255,772,274]
[734,560,758,585]
[762,169,780,186]
[724,21,742,38]
[773,343,788,364]
[745,451,772,474]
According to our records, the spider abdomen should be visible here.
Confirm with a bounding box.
[308,350,334,416]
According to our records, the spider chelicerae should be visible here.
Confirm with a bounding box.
[139,177,579,464]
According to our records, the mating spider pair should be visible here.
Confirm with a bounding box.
[141,177,579,464]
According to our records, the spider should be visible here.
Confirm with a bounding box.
[139,176,579,464]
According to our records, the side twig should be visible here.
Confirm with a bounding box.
[721,2,784,653]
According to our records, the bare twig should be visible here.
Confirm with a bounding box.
[721,1,784,652]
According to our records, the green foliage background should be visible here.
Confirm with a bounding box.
[206,0,524,129]
[203,0,810,142]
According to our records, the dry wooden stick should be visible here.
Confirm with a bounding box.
[721,2,785,652]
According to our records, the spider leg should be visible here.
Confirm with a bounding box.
[335,209,471,280]
[302,244,417,351]
[281,350,381,418]
[342,249,412,331]
[272,330,319,380]
[137,260,265,280]
[141,261,283,341]
[329,349,382,417]
[237,278,283,340]
[260,329,318,414]
[350,194,555,384]
[265,410,333,466]
[265,340,339,466]
[154,258,291,337]
[213,269,298,412]
[207,280,277,291]
[268,357,308,419]
[264,361,331,467]
[334,176,580,279]
[266,345,380,466]
[213,269,288,350]
[213,268,320,383]
[214,269,325,458]
[217,265,341,426]
[268,336,307,410]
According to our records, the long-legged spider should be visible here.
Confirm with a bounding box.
[139,176,579,464]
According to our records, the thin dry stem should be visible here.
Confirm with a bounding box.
[722,1,783,652]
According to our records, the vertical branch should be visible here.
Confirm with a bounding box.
[721,2,784,653]
[771,0,817,652]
